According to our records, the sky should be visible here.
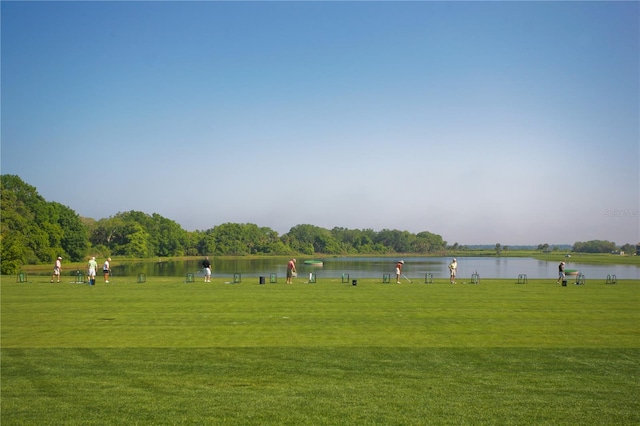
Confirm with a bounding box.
[2,1,638,246]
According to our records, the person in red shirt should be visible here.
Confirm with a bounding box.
[395,260,404,284]
[286,258,297,284]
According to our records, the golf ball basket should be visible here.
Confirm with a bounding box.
[73,270,85,284]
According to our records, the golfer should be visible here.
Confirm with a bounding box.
[202,256,212,282]
[286,258,297,284]
[557,261,565,284]
[103,258,112,283]
[395,260,404,284]
[88,257,98,285]
[449,258,458,284]
[50,256,62,283]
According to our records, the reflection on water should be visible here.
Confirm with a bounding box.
[109,257,640,280]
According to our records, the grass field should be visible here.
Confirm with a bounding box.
[2,276,639,425]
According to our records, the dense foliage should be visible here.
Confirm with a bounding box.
[1,175,89,273]
[3,175,635,274]
[1,175,448,274]
[572,240,620,254]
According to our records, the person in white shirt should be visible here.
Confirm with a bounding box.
[103,258,112,283]
[449,258,458,284]
[51,257,62,283]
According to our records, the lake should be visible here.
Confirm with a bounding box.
[109,256,640,281]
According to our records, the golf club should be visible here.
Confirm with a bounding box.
[402,273,413,283]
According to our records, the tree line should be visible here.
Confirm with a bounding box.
[0,175,446,274]
[2,175,635,275]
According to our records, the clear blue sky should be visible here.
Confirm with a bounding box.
[2,1,638,246]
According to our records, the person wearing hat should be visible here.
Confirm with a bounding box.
[449,258,458,284]
[557,261,566,284]
[286,258,297,284]
[88,256,98,285]
[202,256,212,282]
[103,257,112,283]
[50,256,62,283]
[395,260,404,284]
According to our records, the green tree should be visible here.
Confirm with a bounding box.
[414,231,446,253]
[52,202,88,261]
[194,229,217,255]
[573,240,617,253]
[331,227,377,254]
[244,225,289,254]
[211,223,250,255]
[285,224,343,255]
[619,243,637,255]
[121,223,151,257]
[89,216,127,254]
[89,211,187,258]
[0,189,32,274]
[151,213,187,257]
[0,175,87,272]
[375,229,414,253]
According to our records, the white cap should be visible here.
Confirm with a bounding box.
[92,257,96,260]
[453,258,456,261]
[399,260,404,264]
[57,256,62,260]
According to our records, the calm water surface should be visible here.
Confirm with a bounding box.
[109,257,639,280]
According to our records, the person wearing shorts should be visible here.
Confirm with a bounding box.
[202,256,212,282]
[286,258,296,284]
[395,260,404,284]
[103,258,111,283]
[557,261,565,284]
[88,257,98,285]
[449,258,458,284]
[51,257,62,283]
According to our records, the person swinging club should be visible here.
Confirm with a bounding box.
[396,260,404,284]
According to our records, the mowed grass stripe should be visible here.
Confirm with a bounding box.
[2,278,638,348]
[2,347,638,425]
[2,277,638,424]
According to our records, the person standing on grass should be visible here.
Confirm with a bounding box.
[51,256,62,283]
[395,260,404,283]
[202,256,212,282]
[449,258,458,284]
[557,261,565,284]
[88,257,98,285]
[103,258,112,283]
[286,258,297,284]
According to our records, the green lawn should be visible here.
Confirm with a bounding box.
[2,276,639,425]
